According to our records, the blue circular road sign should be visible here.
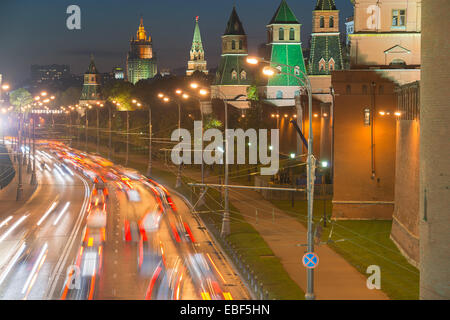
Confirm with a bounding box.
[302,252,319,269]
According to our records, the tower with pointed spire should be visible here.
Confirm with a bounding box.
[186,16,208,76]
[127,17,157,84]
[79,54,104,107]
[212,6,253,108]
[262,0,307,106]
[308,0,344,75]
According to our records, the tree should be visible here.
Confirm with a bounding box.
[9,88,33,201]
[60,87,81,106]
[10,88,33,113]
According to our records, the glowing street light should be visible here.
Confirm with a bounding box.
[199,89,208,96]
[262,66,276,77]
[190,82,199,89]
[246,57,260,65]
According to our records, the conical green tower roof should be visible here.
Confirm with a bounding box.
[315,0,337,11]
[269,0,299,24]
[224,6,246,35]
[191,16,203,50]
[87,54,99,74]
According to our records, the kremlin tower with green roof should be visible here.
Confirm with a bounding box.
[308,0,344,75]
[262,0,307,106]
[79,55,104,107]
[186,16,208,76]
[212,6,253,109]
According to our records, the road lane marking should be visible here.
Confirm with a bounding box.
[0,215,28,242]
[53,202,71,225]
[37,201,58,226]
[0,243,26,286]
[45,173,90,299]
[0,216,13,229]
[22,243,48,296]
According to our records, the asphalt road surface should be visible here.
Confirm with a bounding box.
[0,142,250,300]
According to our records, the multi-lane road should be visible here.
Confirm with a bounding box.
[0,141,250,300]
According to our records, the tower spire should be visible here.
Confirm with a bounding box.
[137,16,148,41]
[186,15,208,76]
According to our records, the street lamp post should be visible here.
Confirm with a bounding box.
[247,57,316,300]
[125,110,129,166]
[95,102,103,154]
[85,106,90,152]
[210,87,231,237]
[16,113,23,200]
[132,99,152,176]
[189,87,210,187]
[30,112,37,185]
[108,104,112,160]
[27,115,32,173]
[158,93,185,188]
[189,83,247,238]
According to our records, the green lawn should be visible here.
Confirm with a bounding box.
[270,200,420,300]
[197,188,305,300]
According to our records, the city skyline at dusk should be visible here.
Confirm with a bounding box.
[0,0,353,84]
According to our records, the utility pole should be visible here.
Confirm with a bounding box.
[108,105,112,160]
[85,108,88,152]
[221,93,230,237]
[175,101,182,188]
[30,113,37,186]
[125,110,129,166]
[146,106,152,176]
[96,107,100,154]
[16,113,23,201]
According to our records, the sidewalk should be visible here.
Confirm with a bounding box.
[72,141,389,299]
[171,165,388,300]
[0,145,38,217]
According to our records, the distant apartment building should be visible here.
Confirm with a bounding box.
[113,67,124,80]
[345,16,354,46]
[30,64,70,84]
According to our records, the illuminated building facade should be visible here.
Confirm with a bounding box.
[127,17,158,84]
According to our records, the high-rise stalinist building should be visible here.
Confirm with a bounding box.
[127,17,157,85]
[186,16,208,76]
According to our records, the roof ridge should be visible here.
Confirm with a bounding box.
[269,0,299,24]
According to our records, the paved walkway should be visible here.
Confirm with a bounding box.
[73,142,389,299]
[0,145,38,216]
[171,165,388,300]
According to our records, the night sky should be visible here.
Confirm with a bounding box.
[0,0,353,85]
